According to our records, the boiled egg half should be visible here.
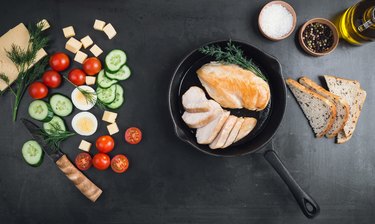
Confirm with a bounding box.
[72,112,98,136]
[71,85,97,111]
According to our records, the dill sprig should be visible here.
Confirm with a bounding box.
[0,73,16,96]
[39,122,75,149]
[1,22,49,121]
[198,41,267,81]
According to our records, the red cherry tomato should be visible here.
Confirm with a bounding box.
[96,135,115,153]
[68,69,86,86]
[28,82,48,99]
[83,57,102,75]
[49,53,70,72]
[92,153,111,170]
[75,152,92,171]
[125,127,142,144]
[111,154,129,173]
[42,70,62,88]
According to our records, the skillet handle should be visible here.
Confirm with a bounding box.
[264,150,320,219]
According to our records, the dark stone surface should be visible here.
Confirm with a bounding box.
[0,0,374,223]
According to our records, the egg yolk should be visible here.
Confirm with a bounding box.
[76,117,95,133]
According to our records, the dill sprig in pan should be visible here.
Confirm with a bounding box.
[198,41,267,81]
[0,22,49,121]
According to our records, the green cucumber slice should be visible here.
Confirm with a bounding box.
[97,69,118,88]
[105,65,131,81]
[28,100,54,122]
[22,140,44,167]
[107,84,124,109]
[49,94,73,117]
[105,49,127,72]
[43,116,66,134]
[97,85,117,104]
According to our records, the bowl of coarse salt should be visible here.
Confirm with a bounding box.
[258,1,297,41]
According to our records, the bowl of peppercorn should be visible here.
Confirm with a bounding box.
[299,18,339,57]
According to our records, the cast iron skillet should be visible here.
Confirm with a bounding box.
[168,40,320,219]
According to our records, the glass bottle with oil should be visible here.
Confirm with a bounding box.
[337,0,375,45]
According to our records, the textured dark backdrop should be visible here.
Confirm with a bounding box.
[0,0,374,223]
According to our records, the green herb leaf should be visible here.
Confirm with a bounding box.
[39,122,75,149]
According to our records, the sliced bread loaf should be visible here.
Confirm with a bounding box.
[286,79,336,138]
[299,77,349,138]
[324,75,366,137]
[182,100,222,128]
[209,115,237,149]
[182,86,210,113]
[196,111,230,144]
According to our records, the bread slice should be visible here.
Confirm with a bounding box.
[337,131,352,144]
[222,117,244,148]
[182,100,222,128]
[299,77,349,138]
[209,115,237,149]
[324,75,366,137]
[286,79,336,138]
[196,111,230,144]
[182,86,210,113]
[234,117,257,143]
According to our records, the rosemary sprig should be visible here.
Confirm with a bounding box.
[198,41,267,81]
[1,22,49,121]
[39,122,75,149]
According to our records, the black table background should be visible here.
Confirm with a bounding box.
[0,0,374,223]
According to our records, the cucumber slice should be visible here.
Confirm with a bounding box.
[105,49,127,72]
[97,69,117,88]
[49,94,73,117]
[107,84,124,109]
[105,65,131,81]
[22,140,44,167]
[28,100,54,122]
[97,85,117,104]
[43,116,66,134]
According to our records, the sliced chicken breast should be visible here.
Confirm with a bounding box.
[222,117,244,148]
[182,100,222,128]
[209,115,238,149]
[182,86,210,113]
[234,117,257,143]
[196,111,230,144]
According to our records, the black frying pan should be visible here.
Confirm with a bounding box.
[168,40,320,218]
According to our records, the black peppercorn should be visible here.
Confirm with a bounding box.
[302,22,334,53]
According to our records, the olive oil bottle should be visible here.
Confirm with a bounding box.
[337,0,375,45]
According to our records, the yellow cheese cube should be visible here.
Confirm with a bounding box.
[102,111,117,123]
[78,140,92,152]
[74,51,88,64]
[65,37,82,53]
[107,122,119,135]
[93,19,106,31]
[103,23,117,39]
[90,44,103,57]
[85,76,96,86]
[62,26,75,38]
[80,35,93,49]
[37,19,50,31]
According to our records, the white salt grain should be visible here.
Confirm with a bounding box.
[260,4,293,39]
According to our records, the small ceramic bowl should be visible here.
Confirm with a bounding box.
[298,18,339,57]
[258,1,297,41]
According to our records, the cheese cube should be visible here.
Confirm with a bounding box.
[93,19,106,31]
[103,23,117,39]
[78,140,92,152]
[62,26,75,38]
[37,19,50,31]
[65,37,82,53]
[90,44,103,57]
[102,111,117,123]
[107,122,119,135]
[80,35,93,49]
[74,51,88,64]
[85,76,96,86]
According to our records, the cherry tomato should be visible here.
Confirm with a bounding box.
[125,127,142,144]
[42,70,62,88]
[111,154,129,173]
[49,53,70,71]
[75,152,92,171]
[96,135,115,153]
[92,153,111,170]
[83,57,102,75]
[68,69,86,86]
[28,82,48,99]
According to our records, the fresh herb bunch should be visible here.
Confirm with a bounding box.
[39,122,75,149]
[199,41,267,81]
[0,22,49,121]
